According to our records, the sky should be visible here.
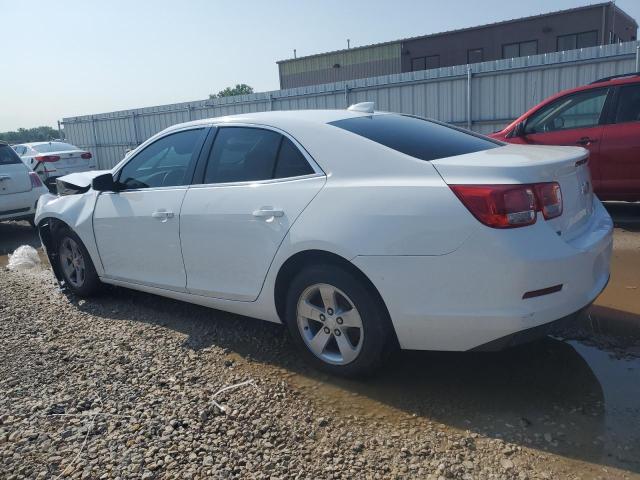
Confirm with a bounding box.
[2,0,639,131]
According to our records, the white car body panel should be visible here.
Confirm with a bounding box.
[93,188,190,291]
[35,109,613,352]
[0,158,48,221]
[180,175,326,301]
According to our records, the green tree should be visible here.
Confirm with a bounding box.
[209,83,254,99]
[0,126,60,144]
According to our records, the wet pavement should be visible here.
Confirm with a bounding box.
[1,202,639,476]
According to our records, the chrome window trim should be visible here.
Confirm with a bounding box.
[187,172,325,190]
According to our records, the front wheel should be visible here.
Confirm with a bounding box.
[284,264,394,377]
[56,230,100,296]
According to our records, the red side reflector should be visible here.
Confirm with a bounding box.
[81,152,92,159]
[34,155,61,163]
[28,172,43,188]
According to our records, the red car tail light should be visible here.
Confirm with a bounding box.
[450,182,563,229]
[34,155,61,162]
[81,152,92,159]
[534,182,563,220]
[28,172,43,188]
[450,185,537,228]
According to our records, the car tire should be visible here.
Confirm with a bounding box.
[284,263,394,377]
[55,229,100,296]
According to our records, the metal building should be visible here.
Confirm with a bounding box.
[277,2,637,89]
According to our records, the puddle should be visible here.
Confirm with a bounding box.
[286,335,640,472]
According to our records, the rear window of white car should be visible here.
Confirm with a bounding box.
[0,145,22,165]
[329,114,500,161]
[32,142,77,153]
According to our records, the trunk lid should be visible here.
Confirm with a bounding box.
[45,149,93,173]
[431,144,594,240]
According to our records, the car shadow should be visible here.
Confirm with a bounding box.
[604,201,640,232]
[71,287,640,474]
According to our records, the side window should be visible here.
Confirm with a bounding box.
[13,146,26,155]
[204,127,281,184]
[524,89,608,134]
[274,138,314,178]
[0,145,22,165]
[117,128,204,190]
[614,85,640,124]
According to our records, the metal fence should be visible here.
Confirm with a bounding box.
[62,41,640,170]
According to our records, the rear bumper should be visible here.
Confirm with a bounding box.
[352,198,613,351]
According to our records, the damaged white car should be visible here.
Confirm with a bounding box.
[35,107,613,376]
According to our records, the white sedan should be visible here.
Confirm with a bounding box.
[0,141,49,225]
[13,141,96,190]
[34,105,613,376]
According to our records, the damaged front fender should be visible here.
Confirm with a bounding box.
[35,191,105,278]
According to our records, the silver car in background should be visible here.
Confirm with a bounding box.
[13,142,96,190]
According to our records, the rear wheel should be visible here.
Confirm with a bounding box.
[284,264,393,377]
[56,229,100,296]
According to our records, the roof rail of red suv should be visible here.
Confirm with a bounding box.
[589,72,640,85]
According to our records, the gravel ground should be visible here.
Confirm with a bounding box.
[1,267,637,479]
[1,211,639,479]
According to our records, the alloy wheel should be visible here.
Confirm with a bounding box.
[59,237,86,288]
[296,283,364,365]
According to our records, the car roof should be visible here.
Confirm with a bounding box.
[161,109,389,135]
[556,73,639,98]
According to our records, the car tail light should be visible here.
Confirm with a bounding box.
[34,155,60,162]
[81,152,92,159]
[450,182,562,229]
[534,182,563,220]
[28,172,43,188]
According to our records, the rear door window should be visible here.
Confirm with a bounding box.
[204,127,281,184]
[274,137,314,178]
[613,84,640,124]
[329,114,499,161]
[203,127,314,183]
[0,145,22,165]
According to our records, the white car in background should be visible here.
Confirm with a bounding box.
[34,105,613,376]
[13,141,96,190]
[0,141,49,225]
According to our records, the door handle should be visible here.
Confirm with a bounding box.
[152,210,174,222]
[0,175,10,181]
[253,207,284,218]
[576,137,597,146]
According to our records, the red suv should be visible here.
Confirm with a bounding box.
[490,73,640,202]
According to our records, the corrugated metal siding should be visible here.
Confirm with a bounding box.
[279,43,402,74]
[63,41,639,168]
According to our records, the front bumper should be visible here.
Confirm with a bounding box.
[352,199,613,351]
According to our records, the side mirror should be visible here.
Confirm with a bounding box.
[511,121,526,138]
[92,173,117,192]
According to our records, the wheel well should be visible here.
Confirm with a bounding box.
[274,250,396,341]
[37,218,73,282]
